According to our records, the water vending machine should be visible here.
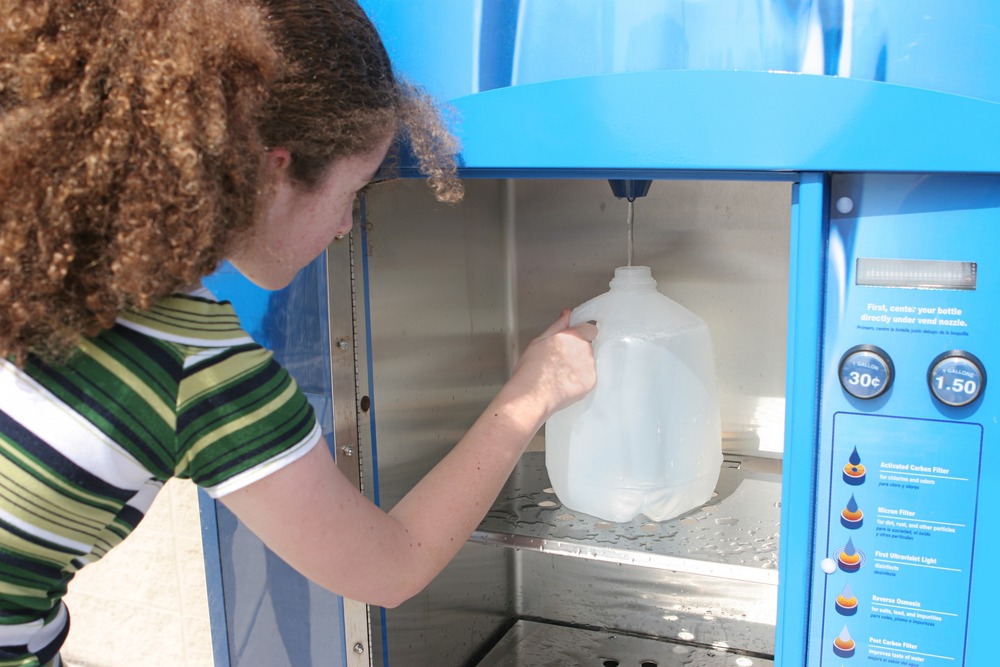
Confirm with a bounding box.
[200,2,1000,665]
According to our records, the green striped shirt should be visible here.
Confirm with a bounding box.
[0,291,321,664]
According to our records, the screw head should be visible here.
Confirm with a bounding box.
[353,642,365,655]
[835,196,854,214]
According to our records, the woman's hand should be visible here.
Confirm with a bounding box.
[503,309,598,422]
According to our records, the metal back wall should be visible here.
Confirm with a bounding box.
[508,178,790,458]
[361,180,514,666]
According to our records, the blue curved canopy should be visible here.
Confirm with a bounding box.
[443,70,1000,178]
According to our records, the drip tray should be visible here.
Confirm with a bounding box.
[472,452,781,585]
[476,620,774,667]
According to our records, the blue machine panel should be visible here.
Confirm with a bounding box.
[200,259,347,667]
[807,173,1000,665]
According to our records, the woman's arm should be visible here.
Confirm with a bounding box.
[220,311,596,607]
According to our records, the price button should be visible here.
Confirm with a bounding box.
[839,345,894,400]
[928,351,986,407]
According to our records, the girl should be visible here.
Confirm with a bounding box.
[0,0,597,663]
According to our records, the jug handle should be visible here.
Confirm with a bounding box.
[568,303,600,331]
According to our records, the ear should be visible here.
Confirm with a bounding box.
[265,147,293,174]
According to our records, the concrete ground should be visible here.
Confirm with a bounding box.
[61,478,215,666]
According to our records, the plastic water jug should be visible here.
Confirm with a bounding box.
[545,266,723,522]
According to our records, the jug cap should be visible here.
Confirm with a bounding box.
[610,265,656,288]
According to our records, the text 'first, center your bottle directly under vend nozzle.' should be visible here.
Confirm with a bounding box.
[544,182,723,523]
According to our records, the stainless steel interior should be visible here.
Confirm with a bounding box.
[344,176,791,666]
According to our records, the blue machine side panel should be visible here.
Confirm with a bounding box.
[805,174,1000,666]
[199,258,348,667]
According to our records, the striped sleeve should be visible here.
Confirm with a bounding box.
[174,344,322,498]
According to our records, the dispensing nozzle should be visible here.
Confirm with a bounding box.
[608,179,652,201]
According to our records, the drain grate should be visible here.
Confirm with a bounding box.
[476,620,772,667]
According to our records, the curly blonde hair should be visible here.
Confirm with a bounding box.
[0,0,462,363]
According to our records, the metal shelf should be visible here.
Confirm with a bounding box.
[471,452,782,586]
